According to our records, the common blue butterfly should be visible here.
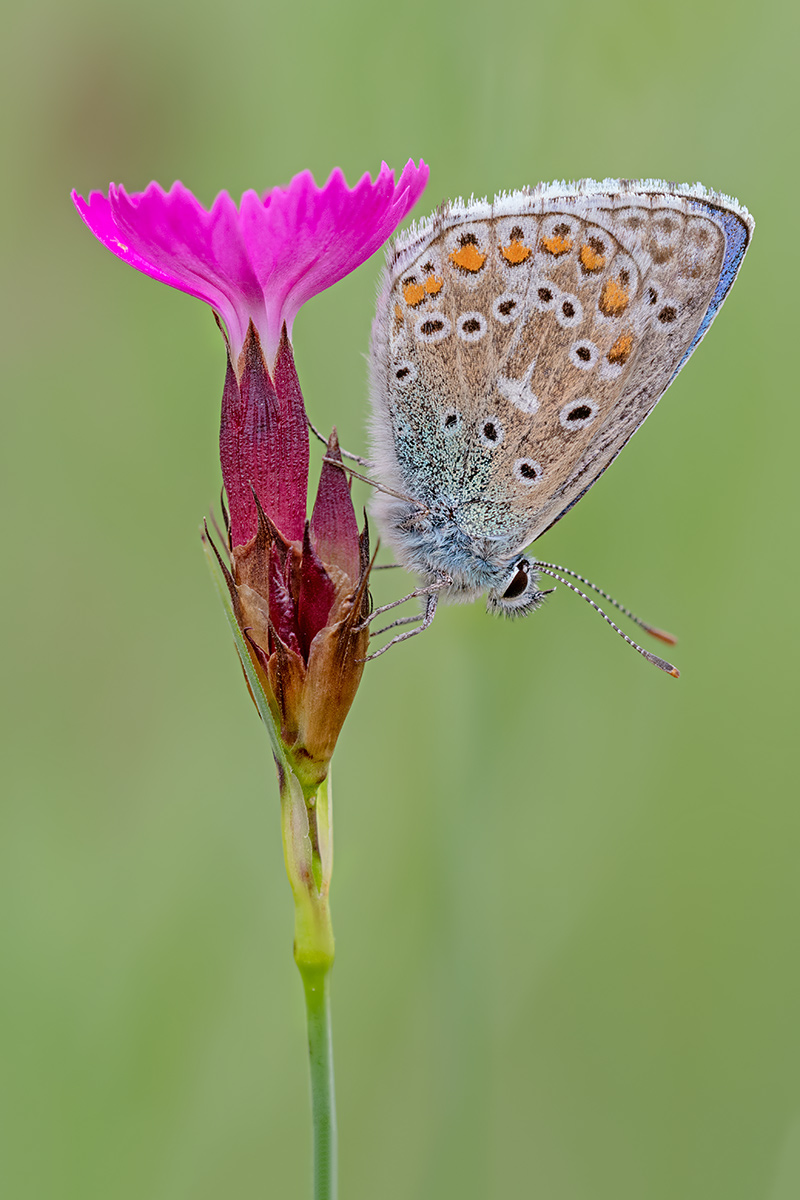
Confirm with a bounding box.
[365,179,753,672]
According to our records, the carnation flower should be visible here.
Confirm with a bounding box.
[73,160,429,1198]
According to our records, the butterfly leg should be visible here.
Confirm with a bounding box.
[363,590,440,660]
[370,613,423,637]
[307,417,373,468]
[360,576,451,628]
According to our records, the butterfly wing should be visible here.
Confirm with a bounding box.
[512,185,754,541]
[372,181,753,552]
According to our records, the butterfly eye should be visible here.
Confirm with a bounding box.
[502,564,529,600]
[486,557,549,618]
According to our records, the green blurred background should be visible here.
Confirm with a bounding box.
[3,1,798,1196]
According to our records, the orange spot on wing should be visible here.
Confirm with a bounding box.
[449,243,487,273]
[599,275,630,317]
[539,233,573,257]
[500,238,532,265]
[394,303,404,324]
[402,281,426,307]
[579,242,606,272]
[424,275,444,295]
[607,330,634,365]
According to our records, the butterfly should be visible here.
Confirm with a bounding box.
[364,179,753,673]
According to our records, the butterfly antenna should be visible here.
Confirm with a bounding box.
[534,560,677,646]
[322,457,428,512]
[535,566,680,677]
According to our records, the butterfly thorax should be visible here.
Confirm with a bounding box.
[375,491,526,601]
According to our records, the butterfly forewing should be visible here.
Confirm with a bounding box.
[375,183,752,548]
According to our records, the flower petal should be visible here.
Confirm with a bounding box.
[72,160,428,362]
[73,183,266,355]
[240,160,430,360]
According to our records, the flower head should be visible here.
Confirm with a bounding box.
[73,161,427,781]
[72,160,429,366]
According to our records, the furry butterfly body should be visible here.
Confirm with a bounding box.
[367,179,753,656]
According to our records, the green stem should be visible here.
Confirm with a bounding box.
[282,770,337,1199]
[301,965,337,1200]
[204,537,339,1197]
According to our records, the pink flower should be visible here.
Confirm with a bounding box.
[73,160,427,546]
[73,161,428,780]
[72,160,429,366]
